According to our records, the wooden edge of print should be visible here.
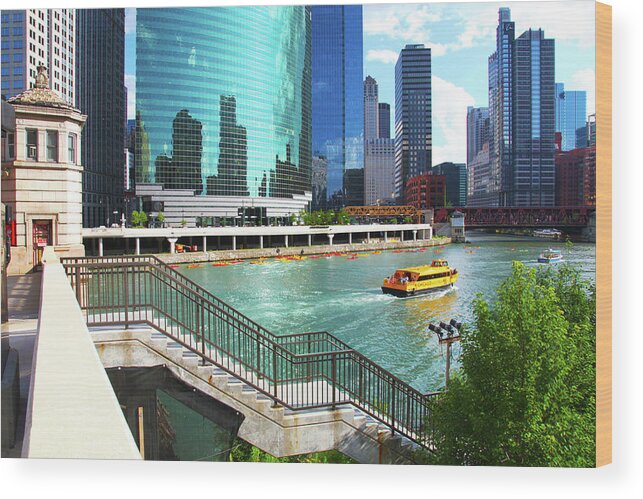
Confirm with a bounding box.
[595,1,612,468]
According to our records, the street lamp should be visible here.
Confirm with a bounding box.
[428,319,463,389]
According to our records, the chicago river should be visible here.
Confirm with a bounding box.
[179,233,596,392]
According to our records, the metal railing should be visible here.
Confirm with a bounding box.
[61,255,436,448]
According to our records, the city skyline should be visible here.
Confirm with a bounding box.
[123,1,595,167]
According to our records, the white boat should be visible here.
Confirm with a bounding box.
[533,228,562,239]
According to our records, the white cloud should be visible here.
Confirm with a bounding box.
[364,1,595,56]
[125,74,136,119]
[363,4,447,56]
[366,49,399,65]
[569,68,596,115]
[432,76,475,164]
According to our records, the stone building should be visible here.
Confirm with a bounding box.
[1,65,86,274]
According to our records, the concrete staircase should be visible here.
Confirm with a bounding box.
[90,323,419,464]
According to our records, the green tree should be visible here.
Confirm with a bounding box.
[229,440,355,464]
[425,262,596,467]
[336,209,350,225]
[131,210,148,228]
[156,212,166,227]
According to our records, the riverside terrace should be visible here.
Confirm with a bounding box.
[82,224,435,257]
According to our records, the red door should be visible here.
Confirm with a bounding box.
[32,220,52,269]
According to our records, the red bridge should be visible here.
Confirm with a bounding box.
[433,206,594,229]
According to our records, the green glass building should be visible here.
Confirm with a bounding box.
[135,6,311,226]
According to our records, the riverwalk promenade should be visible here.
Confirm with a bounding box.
[82,223,437,259]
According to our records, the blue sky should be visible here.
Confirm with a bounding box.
[124,1,596,164]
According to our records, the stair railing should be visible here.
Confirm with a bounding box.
[62,255,436,448]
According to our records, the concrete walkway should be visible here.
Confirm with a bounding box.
[1,273,41,457]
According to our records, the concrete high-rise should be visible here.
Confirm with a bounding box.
[136,6,312,226]
[364,138,396,205]
[364,75,395,205]
[466,107,492,206]
[378,103,391,139]
[311,5,363,209]
[555,82,587,151]
[75,9,126,228]
[466,106,489,165]
[394,44,432,201]
[364,76,379,140]
[1,9,75,104]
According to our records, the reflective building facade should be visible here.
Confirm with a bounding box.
[513,29,555,207]
[488,8,514,207]
[555,82,587,152]
[311,5,363,209]
[135,7,312,224]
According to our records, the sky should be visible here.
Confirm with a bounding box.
[124,0,596,164]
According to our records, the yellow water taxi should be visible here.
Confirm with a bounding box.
[382,260,458,297]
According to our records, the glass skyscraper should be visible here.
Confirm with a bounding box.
[76,9,126,228]
[135,6,311,224]
[555,82,587,152]
[311,5,363,209]
[513,29,555,207]
[487,8,555,207]
[488,8,514,207]
[394,44,432,201]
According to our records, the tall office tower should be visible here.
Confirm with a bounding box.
[466,106,493,206]
[136,6,312,226]
[1,9,75,104]
[555,82,587,151]
[488,8,555,207]
[364,138,395,205]
[394,44,432,202]
[512,28,555,207]
[488,8,514,207]
[378,103,391,139]
[364,75,379,140]
[311,5,363,209]
[76,8,126,228]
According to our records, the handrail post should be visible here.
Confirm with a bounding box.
[123,266,129,328]
[272,347,278,407]
[331,353,337,409]
[391,378,396,435]
[74,266,81,306]
[199,298,206,365]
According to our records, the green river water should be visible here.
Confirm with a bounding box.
[178,233,595,393]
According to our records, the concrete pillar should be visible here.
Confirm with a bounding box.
[98,238,104,257]
[284,235,289,248]
[167,237,178,254]
[367,232,371,243]
[413,230,417,241]
[401,231,404,242]
[202,236,207,253]
[135,238,140,255]
[308,234,312,246]
[232,236,237,251]
[348,233,352,245]
[384,232,388,243]
[328,234,334,246]
[260,235,264,249]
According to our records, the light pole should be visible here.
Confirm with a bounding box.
[429,319,463,389]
